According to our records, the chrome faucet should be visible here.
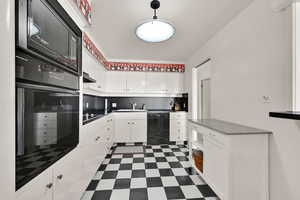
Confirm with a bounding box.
[142,104,146,110]
[132,103,137,110]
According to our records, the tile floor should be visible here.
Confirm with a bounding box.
[81,143,219,200]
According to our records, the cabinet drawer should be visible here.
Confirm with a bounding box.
[34,121,57,129]
[170,119,186,127]
[33,113,57,120]
[34,128,57,137]
[114,112,147,120]
[170,112,187,120]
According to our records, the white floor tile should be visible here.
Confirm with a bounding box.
[110,189,130,200]
[166,157,178,162]
[162,148,172,152]
[180,185,203,199]
[117,170,132,179]
[132,163,145,169]
[145,169,160,177]
[172,168,188,176]
[161,176,179,187]
[147,187,167,200]
[96,179,115,190]
[154,153,165,157]
[80,191,94,200]
[133,154,144,158]
[180,161,191,168]
[190,175,206,185]
[157,162,170,169]
[105,164,120,171]
[121,158,133,164]
[144,157,156,163]
[93,171,103,180]
[111,155,122,158]
[130,178,147,188]
[174,152,185,156]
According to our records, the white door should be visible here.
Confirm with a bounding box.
[126,72,146,93]
[131,120,147,142]
[115,119,131,142]
[201,79,211,119]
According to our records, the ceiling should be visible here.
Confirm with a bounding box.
[90,0,253,63]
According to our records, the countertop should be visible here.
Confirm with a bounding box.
[188,119,272,135]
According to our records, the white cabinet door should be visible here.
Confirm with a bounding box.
[126,72,146,93]
[146,73,167,93]
[166,73,184,93]
[131,120,147,142]
[114,119,131,143]
[203,136,227,199]
[106,71,127,93]
[170,121,181,141]
[53,148,84,200]
[16,168,53,200]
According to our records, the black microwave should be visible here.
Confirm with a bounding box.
[17,0,82,75]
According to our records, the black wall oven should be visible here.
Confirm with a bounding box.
[17,0,82,75]
[16,50,80,190]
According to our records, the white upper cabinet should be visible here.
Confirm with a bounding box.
[106,71,127,93]
[126,72,146,93]
[82,50,106,93]
[146,73,168,93]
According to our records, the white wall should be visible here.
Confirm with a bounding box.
[0,0,15,199]
[186,0,300,199]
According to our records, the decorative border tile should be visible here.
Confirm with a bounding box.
[83,33,110,70]
[83,33,185,73]
[74,0,92,25]
[106,62,185,73]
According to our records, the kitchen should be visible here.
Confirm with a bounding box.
[1,0,300,200]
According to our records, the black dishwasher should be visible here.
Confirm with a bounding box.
[147,111,170,145]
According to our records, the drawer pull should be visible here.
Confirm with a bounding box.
[57,174,63,180]
[46,183,53,189]
[95,136,101,141]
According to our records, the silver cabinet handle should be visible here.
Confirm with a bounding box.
[57,174,63,180]
[95,136,101,141]
[46,183,53,189]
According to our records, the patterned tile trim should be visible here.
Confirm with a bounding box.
[73,0,92,25]
[83,33,110,70]
[83,34,185,73]
[107,62,185,73]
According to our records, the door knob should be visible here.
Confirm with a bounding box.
[57,174,63,180]
[46,183,53,189]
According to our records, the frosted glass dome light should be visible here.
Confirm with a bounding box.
[136,20,175,43]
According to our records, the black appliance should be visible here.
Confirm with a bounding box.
[17,0,82,75]
[15,51,80,190]
[147,111,170,145]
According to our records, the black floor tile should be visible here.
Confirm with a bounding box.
[102,171,118,179]
[98,164,107,171]
[133,158,144,163]
[145,163,157,169]
[164,186,185,199]
[146,177,163,187]
[159,169,174,177]
[114,179,131,189]
[129,188,148,200]
[119,164,133,170]
[109,158,122,164]
[132,170,146,178]
[169,162,183,168]
[91,190,112,200]
[197,185,217,197]
[155,157,167,162]
[86,180,99,191]
[175,176,194,185]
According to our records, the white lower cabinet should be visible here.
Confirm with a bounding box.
[170,112,187,141]
[16,167,53,200]
[114,113,147,143]
[188,122,270,200]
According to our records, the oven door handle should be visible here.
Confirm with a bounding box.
[16,82,79,95]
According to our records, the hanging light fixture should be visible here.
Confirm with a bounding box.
[136,0,175,43]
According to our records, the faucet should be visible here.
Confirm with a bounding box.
[142,104,146,110]
[132,103,137,110]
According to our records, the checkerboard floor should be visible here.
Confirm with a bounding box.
[81,144,219,200]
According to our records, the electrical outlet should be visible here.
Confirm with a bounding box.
[112,103,117,108]
[262,96,272,104]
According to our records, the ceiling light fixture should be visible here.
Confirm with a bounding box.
[136,0,175,43]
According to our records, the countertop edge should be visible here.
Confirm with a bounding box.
[188,119,272,135]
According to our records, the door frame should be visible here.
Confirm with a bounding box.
[192,59,212,119]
